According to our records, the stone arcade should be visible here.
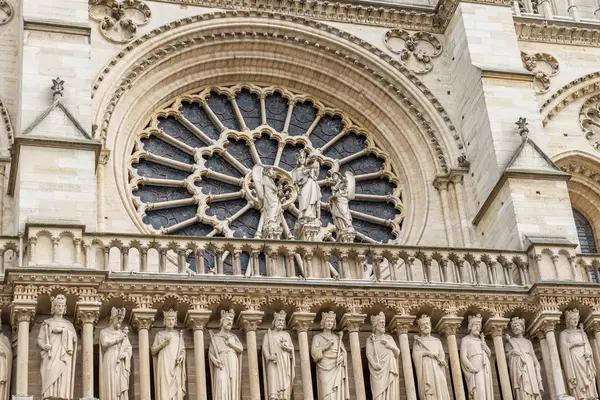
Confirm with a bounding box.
[1,0,600,398]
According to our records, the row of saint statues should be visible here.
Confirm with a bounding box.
[11,295,598,400]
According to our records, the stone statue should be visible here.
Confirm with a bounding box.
[209,309,243,400]
[253,165,284,239]
[326,170,355,240]
[365,312,400,400]
[311,311,350,400]
[151,309,186,400]
[505,317,543,400]
[559,308,598,400]
[100,307,132,400]
[460,314,494,400]
[262,310,295,400]
[37,294,77,399]
[292,148,322,223]
[0,317,11,400]
[412,314,451,400]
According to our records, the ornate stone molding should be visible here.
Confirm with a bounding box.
[384,29,442,74]
[521,51,559,94]
[579,93,600,149]
[0,0,13,25]
[89,0,151,43]
[92,11,466,173]
[0,98,13,148]
[515,17,600,47]
[149,0,436,31]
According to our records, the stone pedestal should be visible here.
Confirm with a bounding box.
[296,219,321,241]
[337,227,356,243]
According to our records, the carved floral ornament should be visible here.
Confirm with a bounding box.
[128,84,404,244]
[580,94,600,150]
[89,0,151,43]
[383,29,442,74]
[520,51,560,94]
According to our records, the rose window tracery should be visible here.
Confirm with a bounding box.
[128,85,404,244]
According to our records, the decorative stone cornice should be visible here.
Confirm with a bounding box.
[130,308,156,331]
[435,315,463,336]
[515,17,600,48]
[289,312,316,332]
[340,313,367,333]
[483,317,510,338]
[238,310,264,332]
[185,309,212,331]
[389,314,416,335]
[0,98,13,148]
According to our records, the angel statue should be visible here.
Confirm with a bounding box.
[252,165,285,239]
[326,170,355,240]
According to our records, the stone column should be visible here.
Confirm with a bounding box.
[185,310,212,400]
[389,315,417,400]
[530,312,573,399]
[11,302,36,400]
[534,329,556,399]
[483,317,513,400]
[340,313,368,400]
[433,177,454,247]
[239,310,264,400]
[289,312,316,400]
[131,308,156,400]
[76,301,101,400]
[436,315,465,400]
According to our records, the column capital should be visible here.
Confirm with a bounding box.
[483,317,510,338]
[435,315,464,336]
[130,308,156,331]
[289,312,316,332]
[238,310,264,332]
[584,312,600,335]
[11,301,36,327]
[75,301,101,327]
[340,313,367,333]
[528,311,561,339]
[389,314,416,335]
[184,309,212,331]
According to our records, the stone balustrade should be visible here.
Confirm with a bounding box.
[513,0,600,22]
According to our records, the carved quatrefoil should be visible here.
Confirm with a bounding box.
[89,0,151,43]
[383,29,442,74]
[0,0,13,25]
[521,52,559,94]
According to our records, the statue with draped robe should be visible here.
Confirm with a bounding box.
[412,314,451,400]
[505,317,543,400]
[151,309,186,400]
[0,318,11,400]
[100,307,132,400]
[209,309,243,400]
[262,310,295,400]
[311,311,350,400]
[326,170,355,240]
[460,314,494,400]
[559,308,597,400]
[366,312,400,400]
[292,149,321,223]
[37,294,77,399]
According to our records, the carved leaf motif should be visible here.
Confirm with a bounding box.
[383,29,442,74]
[89,0,151,43]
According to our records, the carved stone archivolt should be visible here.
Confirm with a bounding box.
[0,0,12,25]
[521,51,559,94]
[129,84,404,244]
[579,94,600,150]
[89,0,151,43]
[384,29,442,74]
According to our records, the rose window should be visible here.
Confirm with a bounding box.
[129,85,404,244]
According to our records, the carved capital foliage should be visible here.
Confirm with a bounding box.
[77,309,100,326]
[435,315,464,336]
[130,309,156,331]
[11,303,36,327]
[389,315,416,335]
[185,310,212,331]
[289,312,316,333]
[580,94,600,150]
[340,313,367,333]
[238,311,264,332]
[521,52,559,94]
[483,318,510,338]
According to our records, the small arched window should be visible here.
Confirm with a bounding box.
[573,208,598,253]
